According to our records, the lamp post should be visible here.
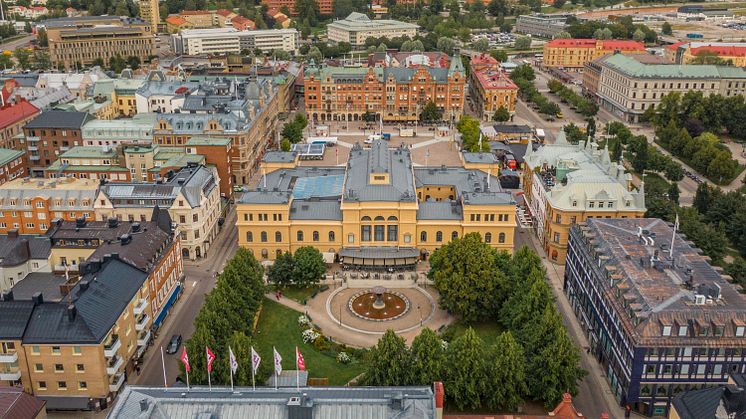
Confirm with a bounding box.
[417,304,422,327]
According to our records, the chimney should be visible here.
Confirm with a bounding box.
[79,280,90,292]
[110,252,119,260]
[67,304,77,321]
[2,290,13,301]
[32,292,43,306]
[139,399,149,412]
[434,382,444,419]
[108,217,119,228]
[7,229,19,239]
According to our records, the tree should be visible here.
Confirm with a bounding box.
[362,330,412,386]
[662,21,672,35]
[410,328,446,385]
[473,38,489,52]
[267,251,295,288]
[487,0,508,16]
[281,120,303,144]
[485,332,528,411]
[293,246,326,286]
[552,0,566,8]
[500,268,553,331]
[553,30,571,39]
[492,106,510,123]
[32,51,50,70]
[632,28,646,42]
[376,43,388,53]
[126,55,141,70]
[514,36,532,50]
[332,0,354,18]
[593,27,612,40]
[272,49,291,60]
[668,182,680,205]
[421,100,442,122]
[510,64,535,82]
[224,331,255,385]
[429,233,507,322]
[586,117,596,140]
[280,138,291,152]
[490,49,508,62]
[307,46,322,63]
[445,328,487,411]
[294,0,319,24]
[37,28,48,47]
[13,48,31,70]
[0,52,12,70]
[436,37,456,55]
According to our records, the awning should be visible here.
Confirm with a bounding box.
[38,395,91,410]
[339,247,419,267]
[152,283,182,328]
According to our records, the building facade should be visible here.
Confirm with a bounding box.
[260,0,332,17]
[564,218,746,417]
[515,14,570,38]
[543,39,645,69]
[236,142,515,263]
[43,16,156,71]
[81,113,155,147]
[305,56,465,123]
[138,0,160,31]
[596,53,746,122]
[468,53,518,121]
[20,110,92,176]
[0,148,27,186]
[0,177,98,235]
[327,13,418,47]
[172,28,299,55]
[666,41,746,66]
[0,100,39,150]
[521,131,646,264]
[45,146,132,182]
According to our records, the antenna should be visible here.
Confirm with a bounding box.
[670,214,679,259]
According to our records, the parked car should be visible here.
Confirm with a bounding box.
[166,334,182,354]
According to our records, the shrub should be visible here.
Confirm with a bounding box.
[302,328,320,343]
[337,352,351,364]
[314,335,331,351]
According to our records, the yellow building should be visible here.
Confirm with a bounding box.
[543,38,645,69]
[468,54,518,121]
[522,131,646,263]
[138,0,160,31]
[237,142,516,265]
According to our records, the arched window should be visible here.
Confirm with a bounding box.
[374,216,385,221]
[275,232,282,242]
[361,216,372,221]
[246,232,253,242]
[313,231,320,241]
[451,231,458,240]
[260,231,267,242]
[436,231,443,242]
[420,231,427,242]
[498,232,506,243]
[484,232,491,243]
[329,231,335,241]
[261,249,268,259]
[387,216,398,221]
[297,230,304,241]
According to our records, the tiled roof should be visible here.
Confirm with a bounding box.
[165,15,187,25]
[0,301,35,340]
[690,45,746,57]
[0,235,50,267]
[671,384,746,419]
[0,148,24,166]
[0,386,46,419]
[600,53,746,79]
[24,110,90,129]
[0,100,39,129]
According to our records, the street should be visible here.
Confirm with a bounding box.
[133,206,238,386]
[0,34,35,52]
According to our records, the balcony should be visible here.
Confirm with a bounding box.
[26,136,40,142]
[106,356,123,375]
[0,352,18,364]
[60,146,70,152]
[135,314,149,332]
[29,155,40,161]
[103,335,121,358]
[109,372,125,392]
[27,145,38,151]
[0,370,21,381]
[137,330,151,347]
[133,298,148,316]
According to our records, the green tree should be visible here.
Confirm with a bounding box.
[272,49,291,60]
[267,251,295,288]
[307,46,323,63]
[293,246,326,286]
[668,182,680,205]
[13,48,31,70]
[472,38,489,52]
[280,138,291,151]
[552,0,566,8]
[224,331,254,385]
[436,37,456,55]
[662,21,672,35]
[510,64,535,82]
[0,53,12,70]
[493,106,510,123]
[490,49,508,62]
[281,120,303,143]
[114,0,129,16]
[420,100,442,122]
[376,42,388,53]
[632,28,646,42]
[553,30,571,39]
[514,36,532,50]
[37,28,48,47]
[485,331,528,411]
[501,268,552,331]
[126,55,141,70]
[487,0,507,16]
[362,330,412,386]
[32,51,50,70]
[429,233,507,322]
[445,328,487,411]
[295,0,320,24]
[410,328,446,385]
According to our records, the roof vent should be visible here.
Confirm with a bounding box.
[32,292,43,306]
[139,399,149,412]
[120,234,132,245]
[108,217,119,228]
[694,294,706,305]
[131,222,141,233]
[75,217,87,228]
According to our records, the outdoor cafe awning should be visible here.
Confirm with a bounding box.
[339,247,419,267]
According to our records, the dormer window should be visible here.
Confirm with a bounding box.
[678,325,688,336]
[662,325,672,336]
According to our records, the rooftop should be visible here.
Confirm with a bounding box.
[108,385,436,419]
[328,12,419,31]
[600,53,746,79]
[671,379,746,419]
[0,147,24,166]
[345,142,416,202]
[577,218,746,344]
[58,146,118,159]
[24,110,90,129]
[0,384,46,419]
[546,38,645,50]
[263,151,297,163]
[99,165,217,208]
[473,67,518,91]
[0,233,50,267]
[10,273,66,302]
[0,100,39,129]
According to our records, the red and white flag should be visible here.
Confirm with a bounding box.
[296,346,306,371]
[206,346,215,373]
[180,347,190,373]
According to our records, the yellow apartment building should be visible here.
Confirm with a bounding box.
[543,38,645,69]
[237,142,516,265]
[522,131,646,263]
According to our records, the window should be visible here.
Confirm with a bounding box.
[662,326,671,336]
[275,232,282,242]
[179,215,186,223]
[329,231,335,242]
[348,234,354,243]
[55,364,64,372]
[260,231,267,242]
[361,225,371,241]
[34,363,43,372]
[246,232,253,242]
[714,364,723,375]
[570,216,577,224]
[76,364,84,372]
[31,346,40,355]
[79,381,87,390]
[37,381,46,390]
[555,214,561,223]
[58,381,67,390]
[553,232,560,243]
[374,225,385,241]
[451,231,458,240]
[388,225,398,241]
[420,231,427,242]
[681,364,690,375]
[297,231,304,241]
[485,233,492,243]
[737,326,745,337]
[436,231,443,242]
[678,325,688,336]
[51,346,61,355]
[498,232,506,243]
[313,231,319,242]
[193,214,198,222]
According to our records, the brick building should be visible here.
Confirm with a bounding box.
[543,38,645,70]
[20,110,92,176]
[0,100,39,150]
[468,53,518,121]
[0,148,27,186]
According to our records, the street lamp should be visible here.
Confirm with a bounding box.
[417,304,422,327]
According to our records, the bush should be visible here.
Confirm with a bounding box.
[337,352,351,364]
[302,328,320,343]
[313,335,331,351]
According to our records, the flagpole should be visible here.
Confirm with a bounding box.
[160,346,168,388]
[206,348,212,392]
[296,347,300,391]
[186,369,190,391]
[229,346,234,392]
[252,364,256,391]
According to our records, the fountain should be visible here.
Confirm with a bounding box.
[349,287,410,321]
[371,286,387,310]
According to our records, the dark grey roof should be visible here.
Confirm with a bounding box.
[672,384,746,419]
[0,235,50,267]
[0,301,35,340]
[240,190,291,204]
[339,247,419,259]
[462,152,498,164]
[2,73,39,87]
[344,142,416,202]
[48,220,132,242]
[23,258,148,344]
[101,165,216,208]
[290,200,342,220]
[383,67,449,83]
[109,385,436,419]
[11,273,66,302]
[24,110,91,129]
[88,223,171,271]
[417,201,462,220]
[493,124,532,134]
[264,151,297,163]
[238,166,345,205]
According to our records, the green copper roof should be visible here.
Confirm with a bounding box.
[601,53,746,79]
[186,137,232,146]
[60,146,118,159]
[0,148,24,166]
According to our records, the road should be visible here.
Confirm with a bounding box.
[0,34,35,52]
[134,206,238,386]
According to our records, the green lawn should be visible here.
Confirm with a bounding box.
[279,285,321,304]
[441,320,505,346]
[254,299,364,385]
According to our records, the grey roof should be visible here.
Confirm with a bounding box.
[135,81,199,98]
[0,235,50,267]
[23,257,148,344]
[24,110,91,129]
[417,201,462,220]
[462,152,498,164]
[2,73,39,87]
[493,124,533,134]
[414,167,511,205]
[11,273,66,302]
[263,151,297,163]
[238,166,345,204]
[671,384,746,419]
[345,142,416,202]
[383,67,449,83]
[265,370,308,387]
[101,165,216,208]
[289,200,342,220]
[88,223,172,271]
[109,385,435,419]
[0,301,35,340]
[240,191,291,204]
[339,247,419,259]
[48,219,132,242]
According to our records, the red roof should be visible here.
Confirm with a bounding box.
[601,40,645,51]
[166,16,188,25]
[471,53,498,66]
[666,41,687,51]
[546,38,598,48]
[0,386,46,419]
[546,38,644,51]
[216,9,234,16]
[690,45,746,57]
[231,15,256,29]
[474,68,518,91]
[0,100,40,129]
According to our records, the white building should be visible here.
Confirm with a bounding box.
[82,114,156,147]
[0,232,52,293]
[172,28,298,55]
[327,12,418,47]
[134,81,199,114]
